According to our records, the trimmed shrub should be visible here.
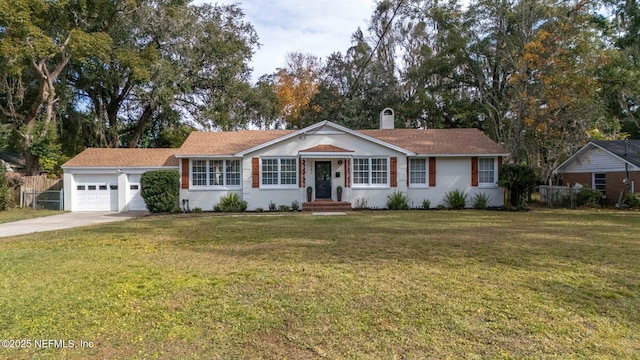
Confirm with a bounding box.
[279,205,290,212]
[140,170,180,213]
[386,190,409,210]
[472,192,490,210]
[268,201,277,212]
[291,200,300,211]
[443,189,467,210]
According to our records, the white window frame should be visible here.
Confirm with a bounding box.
[353,158,369,185]
[478,157,498,188]
[593,173,606,193]
[261,157,298,189]
[409,158,429,188]
[352,157,389,188]
[191,160,208,187]
[225,159,241,187]
[190,159,242,189]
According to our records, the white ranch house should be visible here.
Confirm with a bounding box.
[63,111,509,211]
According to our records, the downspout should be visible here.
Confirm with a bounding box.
[620,140,630,207]
[625,140,630,192]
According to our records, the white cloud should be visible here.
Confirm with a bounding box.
[205,0,377,80]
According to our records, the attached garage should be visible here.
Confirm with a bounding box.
[73,175,119,211]
[62,148,179,212]
[126,175,147,211]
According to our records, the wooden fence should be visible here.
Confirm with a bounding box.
[21,175,63,191]
[9,175,63,208]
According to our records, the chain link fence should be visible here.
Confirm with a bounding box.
[21,189,64,210]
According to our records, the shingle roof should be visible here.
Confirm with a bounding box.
[176,127,506,156]
[0,150,25,167]
[64,125,508,168]
[359,128,508,155]
[62,148,179,167]
[177,130,295,156]
[593,140,640,167]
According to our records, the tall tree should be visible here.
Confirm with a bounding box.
[464,0,543,162]
[269,52,323,129]
[0,0,112,174]
[67,0,263,148]
[509,0,610,181]
[600,0,640,137]
[297,51,359,127]
[399,0,480,129]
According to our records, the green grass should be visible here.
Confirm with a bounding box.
[0,208,63,224]
[1,210,639,359]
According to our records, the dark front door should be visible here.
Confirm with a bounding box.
[315,161,332,199]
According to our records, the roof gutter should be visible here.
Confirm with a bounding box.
[414,153,510,157]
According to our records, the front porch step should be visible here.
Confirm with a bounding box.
[303,200,352,212]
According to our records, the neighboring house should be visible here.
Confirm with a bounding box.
[0,150,26,173]
[553,140,640,203]
[63,110,509,212]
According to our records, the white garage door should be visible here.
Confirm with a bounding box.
[74,175,118,211]
[75,184,115,211]
[127,183,147,211]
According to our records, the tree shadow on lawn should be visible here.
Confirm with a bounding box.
[166,218,626,261]
[57,211,640,355]
[145,212,640,322]
[75,211,640,278]
[94,212,636,269]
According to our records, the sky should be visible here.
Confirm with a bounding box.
[204,0,378,81]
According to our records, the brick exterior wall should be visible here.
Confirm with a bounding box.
[562,173,592,188]
[606,171,640,203]
[562,171,640,205]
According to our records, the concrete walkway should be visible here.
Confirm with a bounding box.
[0,211,148,238]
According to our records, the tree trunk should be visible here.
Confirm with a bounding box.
[24,152,40,176]
[128,104,155,148]
[21,56,70,175]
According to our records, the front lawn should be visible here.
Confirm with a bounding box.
[1,210,639,359]
[0,208,63,224]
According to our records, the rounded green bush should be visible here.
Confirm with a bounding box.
[140,170,180,213]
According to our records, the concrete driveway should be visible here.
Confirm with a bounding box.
[0,211,148,238]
